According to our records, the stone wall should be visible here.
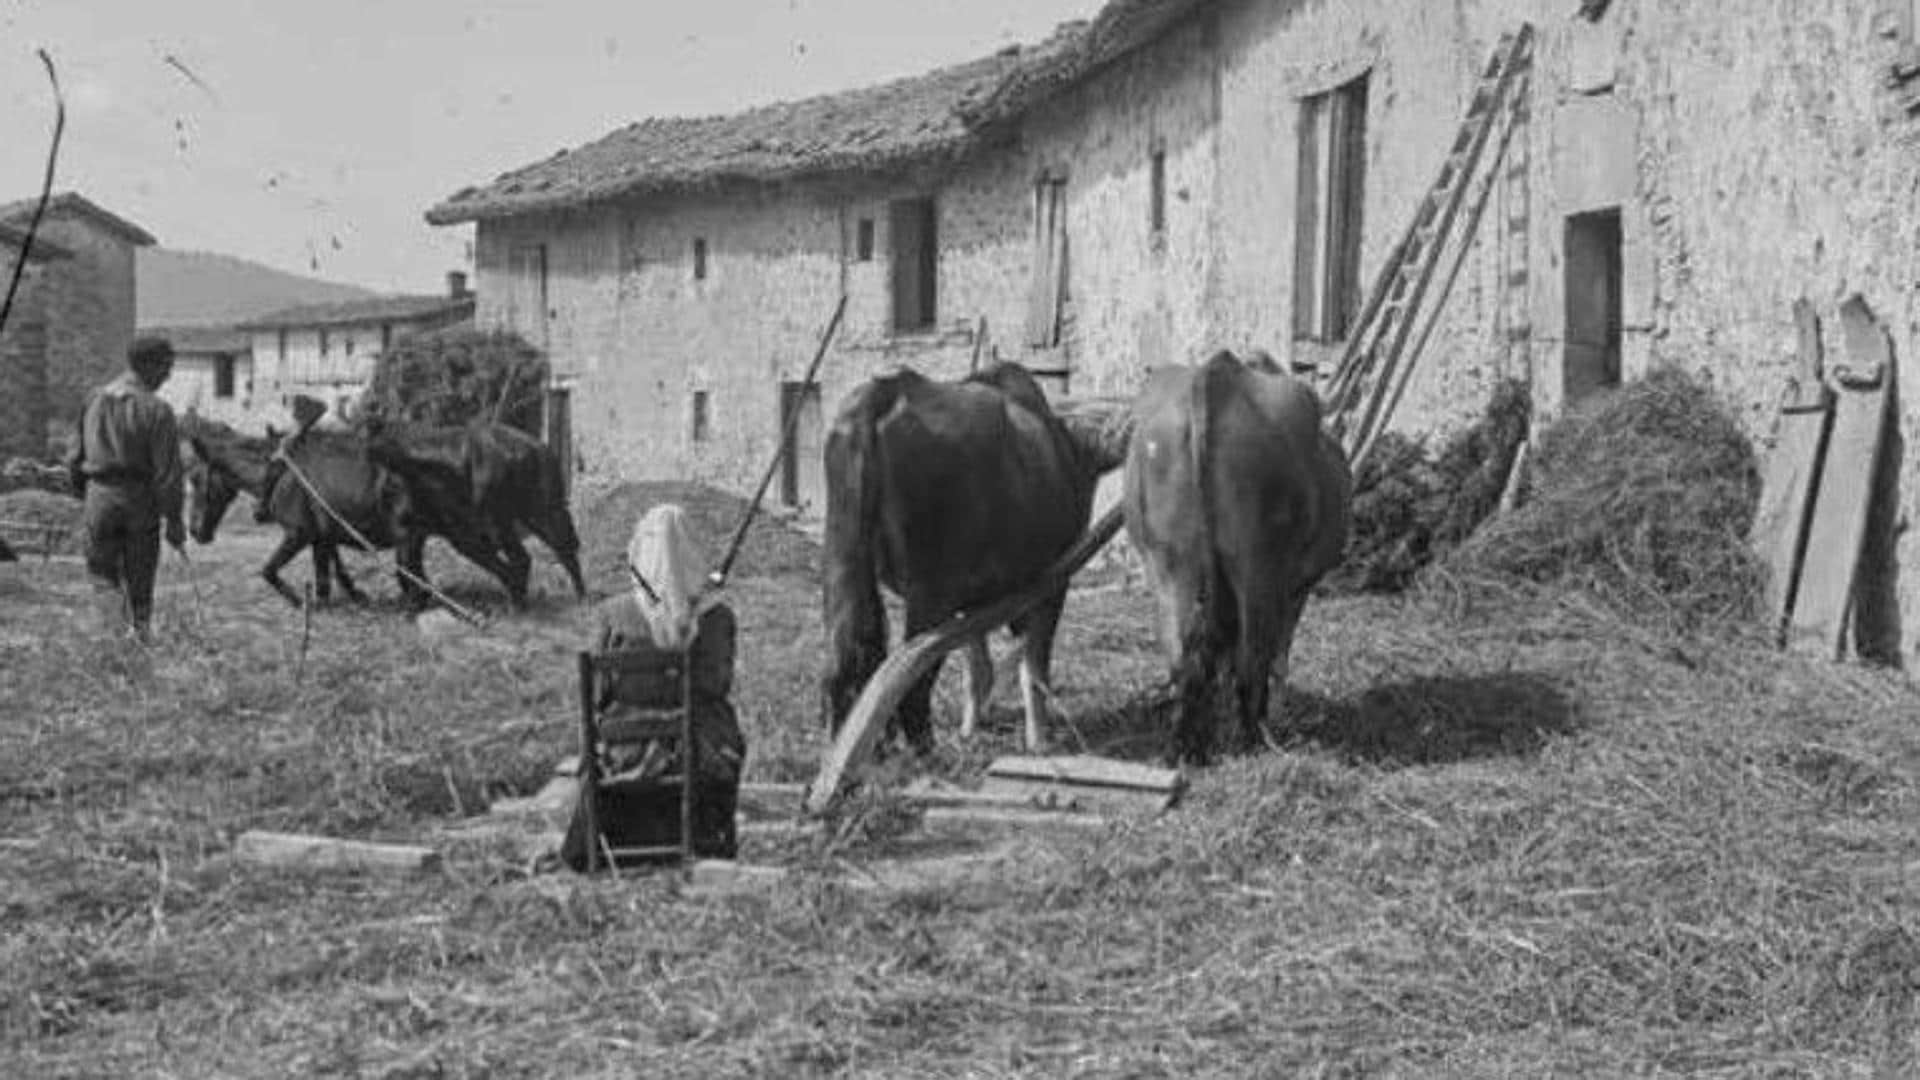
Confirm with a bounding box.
[0,249,51,459]
[34,215,138,436]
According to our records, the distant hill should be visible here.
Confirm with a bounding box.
[137,248,378,328]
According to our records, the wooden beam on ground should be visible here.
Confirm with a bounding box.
[685,859,790,898]
[805,505,1128,816]
[1787,295,1893,660]
[233,830,442,877]
[982,754,1185,816]
[920,806,1112,830]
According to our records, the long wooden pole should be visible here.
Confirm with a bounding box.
[708,293,848,589]
[0,51,65,338]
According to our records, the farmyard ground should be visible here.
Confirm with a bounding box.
[5,499,1920,1078]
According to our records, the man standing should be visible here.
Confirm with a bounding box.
[69,336,186,641]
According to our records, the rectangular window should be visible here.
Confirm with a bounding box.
[889,197,938,332]
[276,328,288,360]
[319,329,331,358]
[380,323,393,352]
[693,236,708,281]
[1563,208,1623,407]
[344,335,355,357]
[1149,148,1167,241]
[1026,176,1067,347]
[856,218,875,261]
[212,355,236,399]
[508,243,550,349]
[691,390,711,443]
[1293,73,1369,343]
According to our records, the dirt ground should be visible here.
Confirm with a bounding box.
[6,495,1920,1076]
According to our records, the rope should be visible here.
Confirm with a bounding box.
[0,51,64,338]
[269,448,487,626]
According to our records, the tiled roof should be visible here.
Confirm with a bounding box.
[142,324,251,355]
[0,192,157,247]
[426,0,1212,225]
[235,294,475,331]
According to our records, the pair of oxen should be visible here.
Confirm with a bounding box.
[182,416,586,612]
[823,350,1352,767]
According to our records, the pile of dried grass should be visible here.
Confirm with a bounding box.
[360,327,549,436]
[1432,367,1763,634]
[1322,378,1531,594]
[0,488,82,556]
[582,481,820,590]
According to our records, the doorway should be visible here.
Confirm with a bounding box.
[1563,208,1622,407]
[779,381,824,512]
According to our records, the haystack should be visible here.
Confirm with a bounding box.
[1321,378,1530,594]
[360,327,548,435]
[1434,367,1763,633]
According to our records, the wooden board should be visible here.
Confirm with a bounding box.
[805,505,1127,816]
[233,831,442,877]
[1786,295,1892,660]
[1751,299,1835,645]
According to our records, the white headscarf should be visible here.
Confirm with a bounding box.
[626,504,716,651]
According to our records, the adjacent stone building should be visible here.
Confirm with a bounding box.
[146,324,257,430]
[429,0,1920,665]
[0,193,156,452]
[236,276,476,427]
[0,223,72,459]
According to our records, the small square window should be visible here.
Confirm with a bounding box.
[1149,148,1167,239]
[691,390,711,442]
[693,237,708,281]
[856,218,875,261]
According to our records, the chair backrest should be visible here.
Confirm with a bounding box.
[576,647,697,870]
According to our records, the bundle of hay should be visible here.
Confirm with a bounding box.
[1434,367,1763,633]
[360,327,548,436]
[1321,378,1531,594]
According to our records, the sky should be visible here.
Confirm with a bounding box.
[0,0,1105,293]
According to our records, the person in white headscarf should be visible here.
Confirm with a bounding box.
[566,504,745,867]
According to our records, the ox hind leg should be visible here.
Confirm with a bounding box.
[1146,550,1223,766]
[893,601,951,757]
[1226,567,1289,756]
[317,542,368,604]
[260,532,313,608]
[526,513,588,600]
[1008,589,1069,753]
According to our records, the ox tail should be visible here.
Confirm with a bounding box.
[821,377,896,734]
[1178,351,1239,763]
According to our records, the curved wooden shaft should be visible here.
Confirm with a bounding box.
[805,503,1126,815]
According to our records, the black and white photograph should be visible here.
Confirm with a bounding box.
[5,0,1920,1074]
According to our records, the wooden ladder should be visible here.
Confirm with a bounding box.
[1323,24,1536,469]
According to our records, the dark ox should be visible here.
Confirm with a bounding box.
[822,362,1122,753]
[1124,350,1352,764]
[359,418,587,605]
[185,422,518,610]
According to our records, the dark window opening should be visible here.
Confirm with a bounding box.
[319,329,331,358]
[693,237,708,281]
[856,218,875,261]
[1577,0,1613,20]
[1149,149,1167,240]
[212,355,236,399]
[889,197,938,332]
[1293,72,1369,343]
[1563,207,1623,407]
[691,390,711,443]
[380,323,393,352]
[276,328,288,360]
[344,336,355,357]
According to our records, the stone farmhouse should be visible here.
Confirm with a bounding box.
[429,0,1920,662]
[0,192,155,457]
[235,275,476,427]
[0,223,73,459]
[146,324,256,431]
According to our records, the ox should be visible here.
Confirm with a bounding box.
[822,362,1123,754]
[186,421,519,610]
[1124,350,1351,764]
[359,418,588,605]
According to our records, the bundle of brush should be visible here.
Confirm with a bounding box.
[360,327,549,436]
[1433,367,1763,634]
[1321,378,1531,594]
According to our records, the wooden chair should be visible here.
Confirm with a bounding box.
[575,647,696,872]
